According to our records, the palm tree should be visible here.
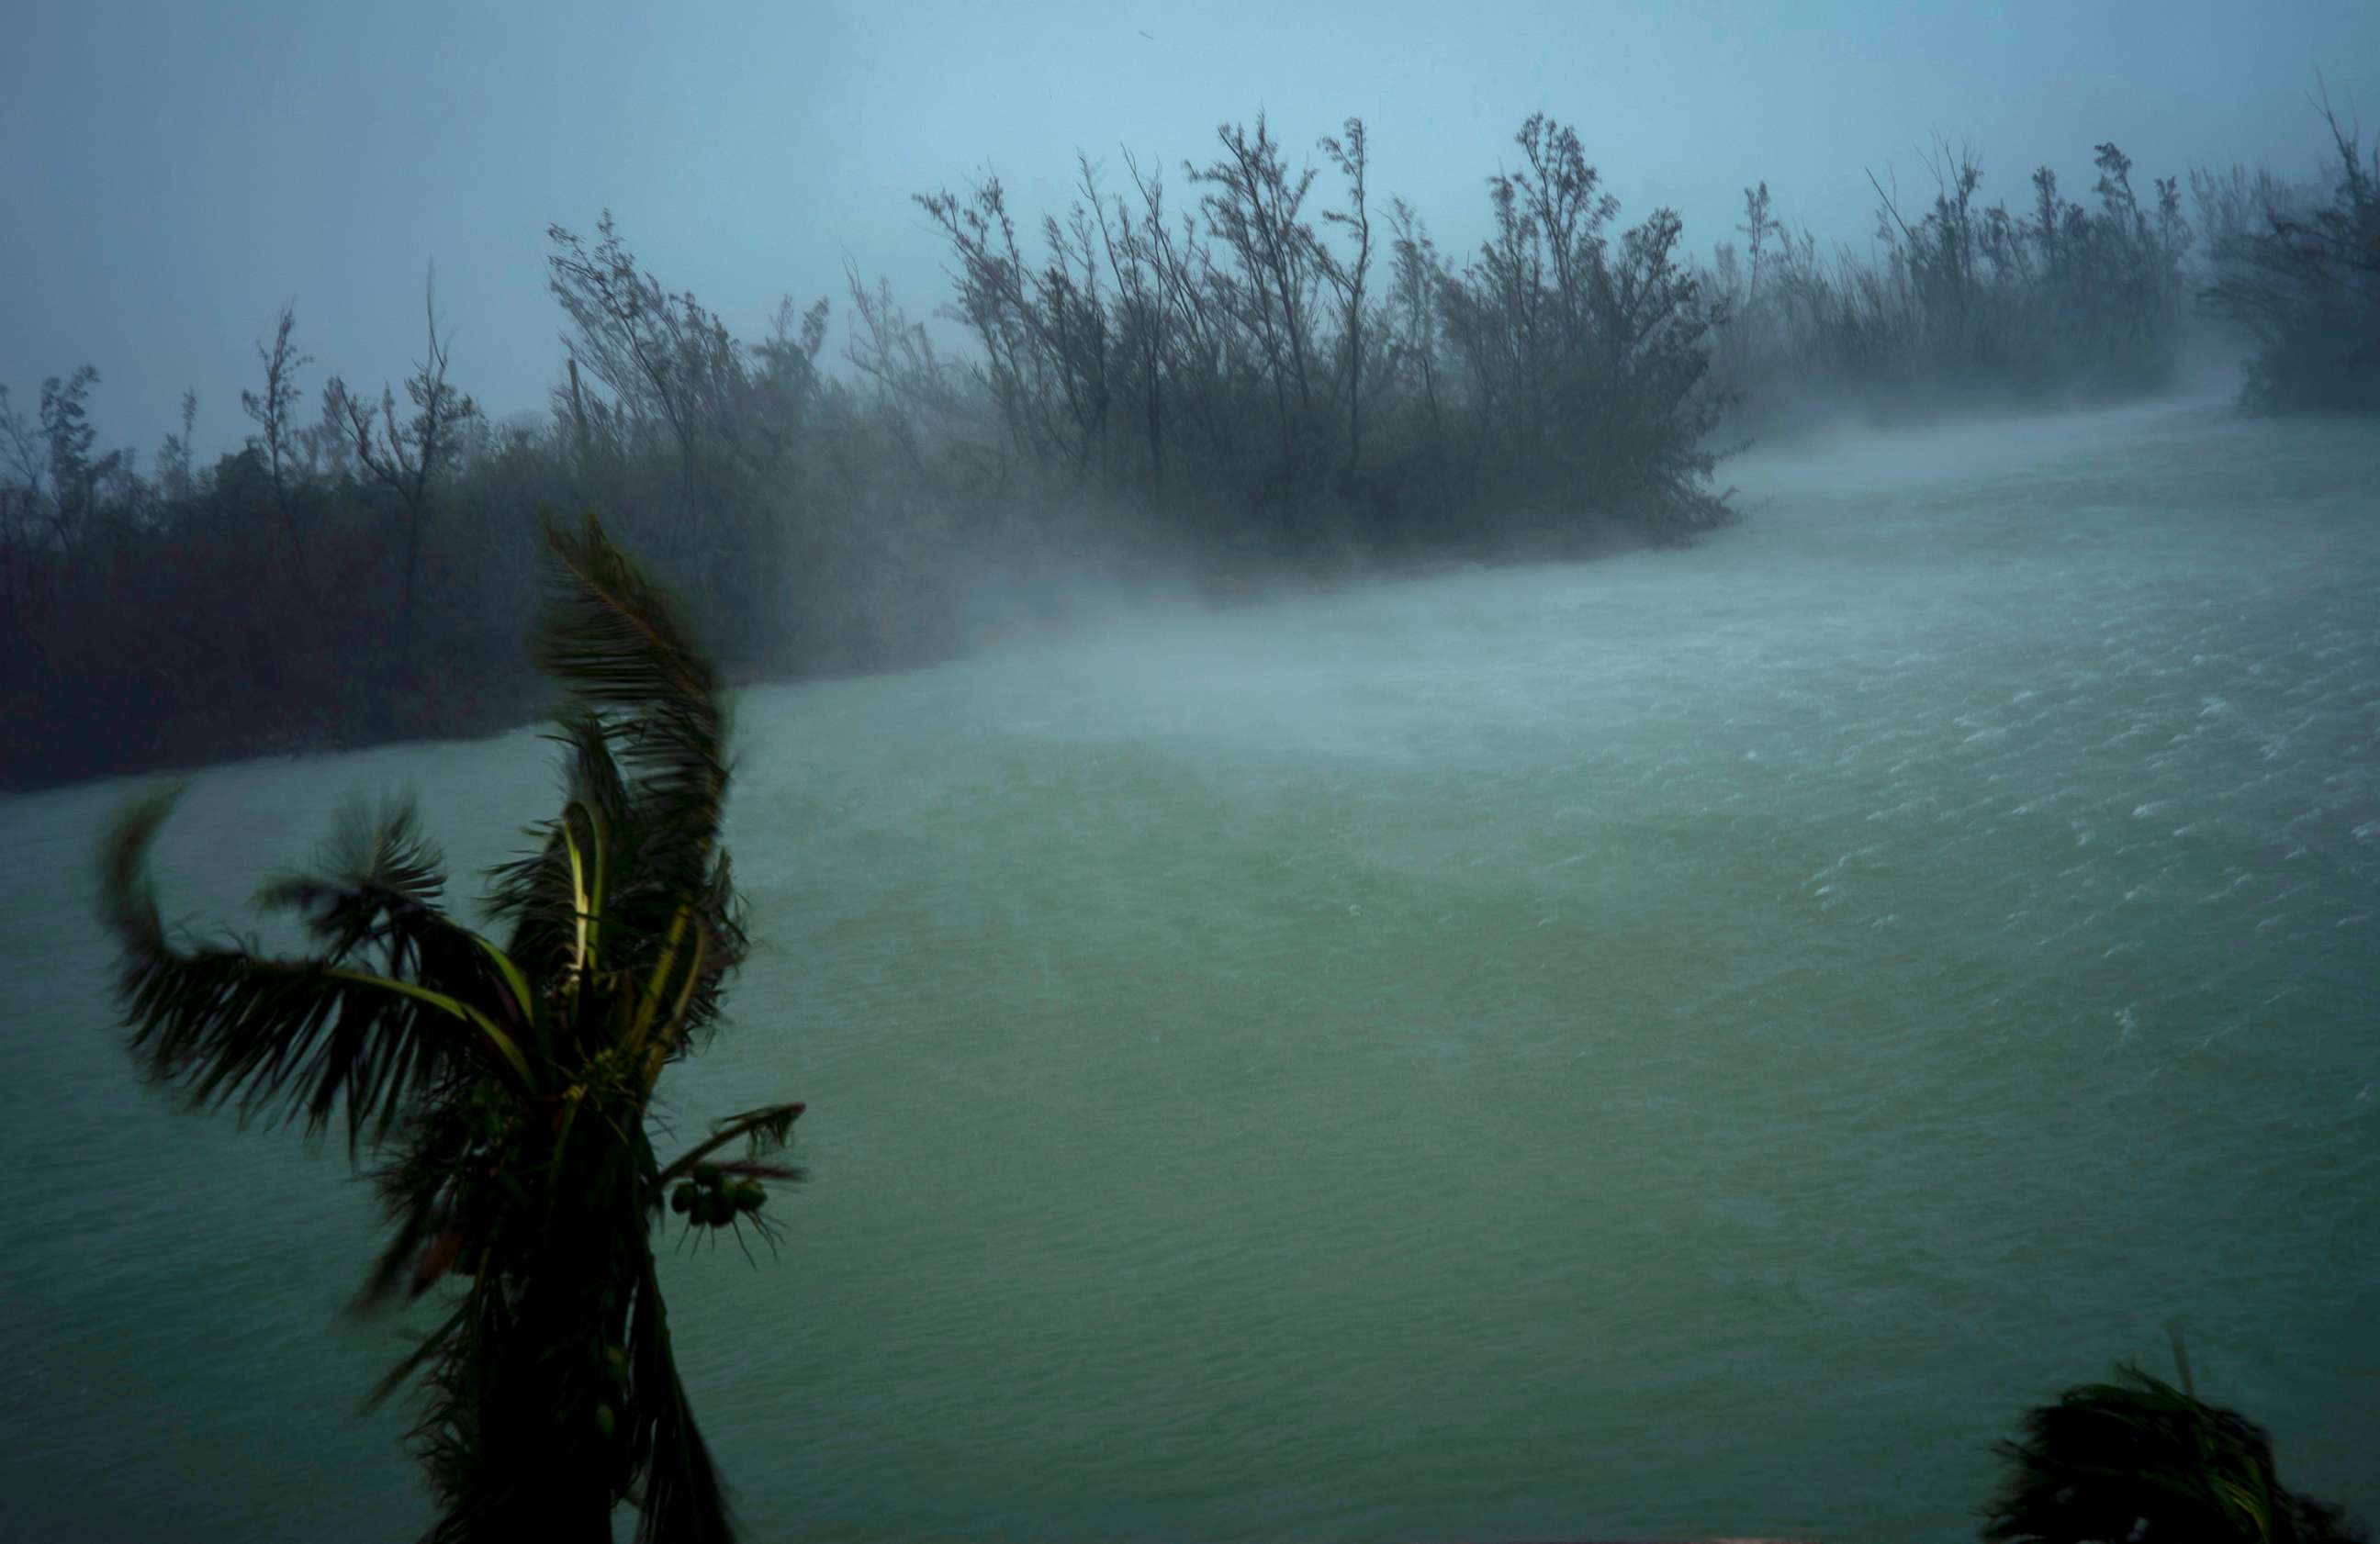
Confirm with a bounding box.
[1980,1348,2365,1544]
[100,513,802,1542]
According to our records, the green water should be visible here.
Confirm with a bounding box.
[4,399,2375,1541]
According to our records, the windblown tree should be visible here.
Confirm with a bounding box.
[99,514,803,1543]
[1190,112,1330,479]
[917,110,1734,550]
[915,172,1091,478]
[547,214,740,528]
[544,213,829,662]
[1318,117,1378,478]
[1711,136,2196,416]
[1437,113,1734,542]
[2202,95,2380,414]
[1981,1351,2365,1544]
[18,364,134,559]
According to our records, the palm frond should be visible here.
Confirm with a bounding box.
[362,1301,468,1411]
[354,1192,456,1312]
[499,517,750,1057]
[354,1106,483,1314]
[628,1254,733,1544]
[101,791,531,1153]
[1981,1363,2368,1543]
[658,1102,807,1186]
[488,707,625,982]
[253,799,540,1042]
[255,798,448,961]
[534,512,730,902]
[679,850,750,1046]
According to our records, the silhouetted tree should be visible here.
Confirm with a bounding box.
[329,272,481,677]
[242,302,320,602]
[1437,114,1731,541]
[100,515,803,1543]
[36,365,122,556]
[546,213,735,531]
[1190,113,1330,480]
[1318,117,1376,476]
[1719,136,2196,419]
[155,387,198,503]
[1981,1355,2364,1543]
[2203,94,2380,413]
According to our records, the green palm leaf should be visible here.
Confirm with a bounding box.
[534,512,729,897]
[488,520,748,1061]
[104,789,533,1152]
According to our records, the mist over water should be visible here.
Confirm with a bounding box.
[4,396,2376,1540]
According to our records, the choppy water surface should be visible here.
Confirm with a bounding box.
[4,398,2375,1541]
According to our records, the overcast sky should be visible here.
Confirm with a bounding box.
[6,0,2374,461]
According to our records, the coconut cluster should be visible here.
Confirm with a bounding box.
[668,1161,765,1228]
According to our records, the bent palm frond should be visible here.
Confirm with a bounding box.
[534,512,729,888]
[659,1102,808,1186]
[488,708,625,991]
[1981,1363,2367,1543]
[493,516,748,1053]
[255,799,449,960]
[259,799,542,1041]
[103,790,532,1153]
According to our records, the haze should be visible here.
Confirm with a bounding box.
[6,0,2375,448]
[3,3,2378,1541]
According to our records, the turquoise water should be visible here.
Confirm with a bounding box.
[4,398,2375,1541]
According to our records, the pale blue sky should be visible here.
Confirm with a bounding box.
[6,0,2374,458]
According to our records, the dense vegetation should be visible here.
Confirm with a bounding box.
[1706,138,2198,427]
[6,106,2370,789]
[915,111,1732,554]
[1982,1350,2365,1543]
[101,515,800,1542]
[2200,100,2380,413]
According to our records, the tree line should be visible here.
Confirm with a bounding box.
[1707,138,2198,423]
[6,106,2374,789]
